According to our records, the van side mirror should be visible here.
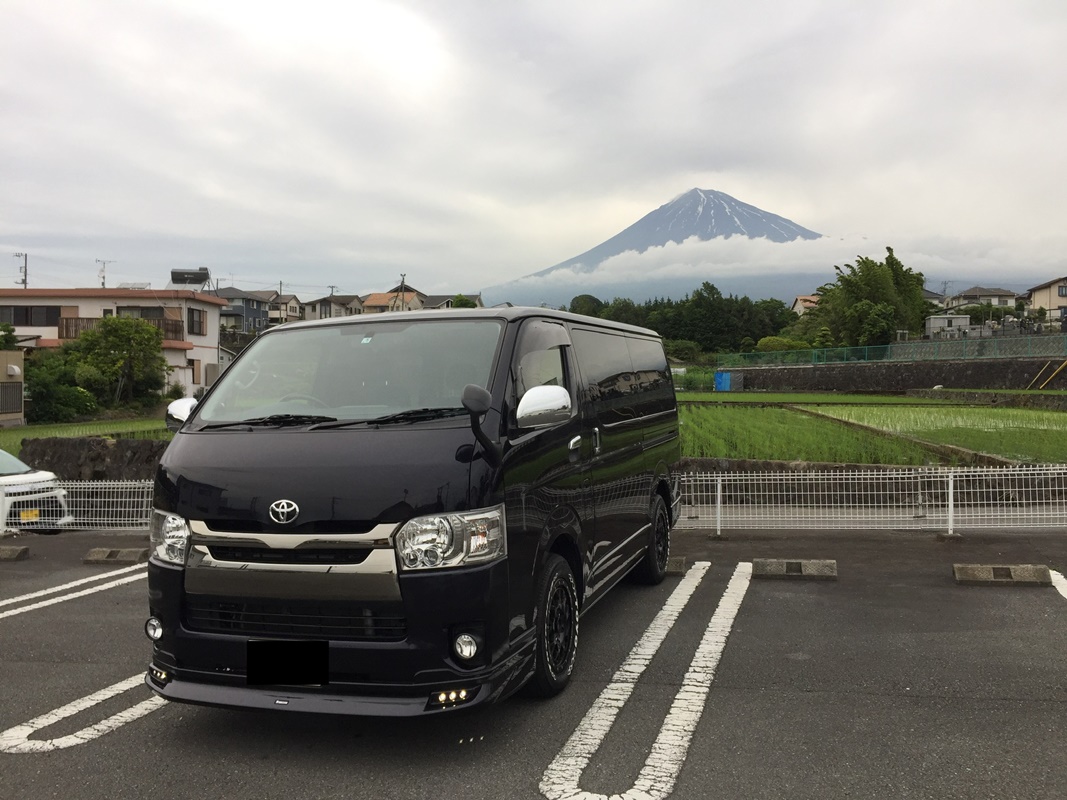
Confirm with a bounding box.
[516,385,571,429]
[461,384,500,468]
[461,384,492,415]
[166,397,198,432]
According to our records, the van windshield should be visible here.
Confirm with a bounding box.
[194,318,504,426]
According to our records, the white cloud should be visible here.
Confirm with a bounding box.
[2,0,1066,299]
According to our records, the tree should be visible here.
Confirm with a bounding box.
[599,297,646,327]
[25,348,98,423]
[812,326,835,348]
[755,336,810,352]
[0,323,18,350]
[74,316,169,406]
[790,247,931,347]
[664,339,702,362]
[568,294,606,317]
[451,294,478,309]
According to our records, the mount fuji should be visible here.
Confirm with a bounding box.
[482,188,826,307]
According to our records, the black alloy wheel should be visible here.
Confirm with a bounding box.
[635,494,670,585]
[529,554,579,697]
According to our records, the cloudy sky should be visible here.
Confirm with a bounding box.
[3,0,1065,303]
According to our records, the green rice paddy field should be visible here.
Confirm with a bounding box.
[679,393,1067,464]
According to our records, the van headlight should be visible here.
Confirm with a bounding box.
[395,505,506,570]
[150,511,190,566]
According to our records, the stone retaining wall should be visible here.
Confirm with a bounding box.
[19,437,168,481]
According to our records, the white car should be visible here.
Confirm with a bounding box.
[0,449,74,534]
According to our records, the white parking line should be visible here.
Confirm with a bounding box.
[0,572,147,621]
[541,560,751,800]
[0,673,165,753]
[1052,570,1067,601]
[0,563,147,608]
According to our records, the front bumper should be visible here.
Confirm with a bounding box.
[146,551,532,716]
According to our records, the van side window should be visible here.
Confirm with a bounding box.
[625,337,674,415]
[512,320,572,403]
[570,328,637,421]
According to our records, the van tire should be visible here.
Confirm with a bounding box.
[529,554,579,698]
[634,495,670,585]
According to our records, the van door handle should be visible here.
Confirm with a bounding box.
[593,427,601,456]
[568,436,582,451]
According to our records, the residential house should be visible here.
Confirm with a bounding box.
[218,345,238,373]
[422,293,484,309]
[361,284,483,314]
[944,286,1019,311]
[304,294,364,320]
[0,286,228,394]
[361,288,425,314]
[248,290,304,325]
[925,313,973,338]
[215,287,271,333]
[1025,276,1067,321]
[921,288,945,307]
[791,295,819,315]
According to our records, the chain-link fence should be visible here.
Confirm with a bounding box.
[717,332,1067,369]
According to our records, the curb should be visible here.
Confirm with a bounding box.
[83,547,150,566]
[953,563,1051,586]
[0,546,30,561]
[666,555,688,576]
[752,558,838,580]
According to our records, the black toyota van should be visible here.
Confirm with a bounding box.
[146,307,680,716]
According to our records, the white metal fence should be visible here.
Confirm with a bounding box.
[60,480,154,530]
[679,465,1067,536]
[36,467,1067,535]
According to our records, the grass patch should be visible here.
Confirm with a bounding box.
[0,419,170,458]
[678,391,963,405]
[803,406,1067,463]
[680,405,947,465]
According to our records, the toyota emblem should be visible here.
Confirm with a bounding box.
[269,499,300,525]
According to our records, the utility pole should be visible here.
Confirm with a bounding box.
[12,253,27,288]
[95,258,114,288]
[328,285,338,296]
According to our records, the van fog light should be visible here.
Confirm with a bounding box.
[454,633,478,660]
[427,687,476,710]
[144,617,163,640]
[149,665,169,684]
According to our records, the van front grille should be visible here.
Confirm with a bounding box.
[183,597,407,641]
[206,545,374,565]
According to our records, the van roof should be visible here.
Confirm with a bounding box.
[273,306,661,338]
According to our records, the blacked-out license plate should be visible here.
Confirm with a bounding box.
[246,640,329,686]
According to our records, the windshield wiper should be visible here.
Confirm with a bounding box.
[309,408,467,430]
[197,414,338,431]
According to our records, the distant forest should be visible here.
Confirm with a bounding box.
[565,247,958,361]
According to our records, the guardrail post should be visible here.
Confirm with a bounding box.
[938,471,961,540]
[948,472,954,535]
[708,475,723,540]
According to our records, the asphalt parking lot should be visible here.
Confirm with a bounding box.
[1,527,1065,800]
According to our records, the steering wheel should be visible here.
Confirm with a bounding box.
[279,393,329,408]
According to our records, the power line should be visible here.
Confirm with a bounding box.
[95,259,115,288]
